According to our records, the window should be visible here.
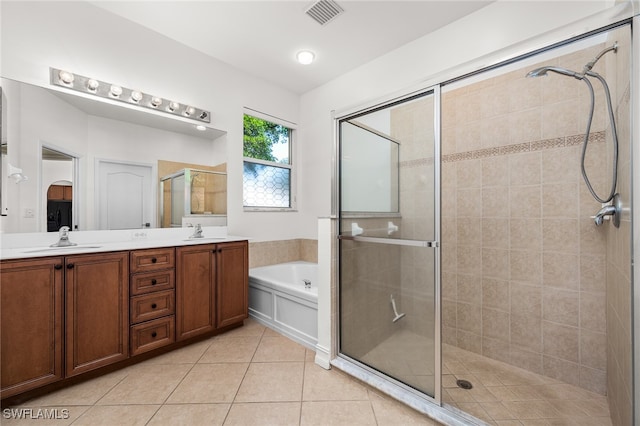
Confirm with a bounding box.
[243,113,295,209]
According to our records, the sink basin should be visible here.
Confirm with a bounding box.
[22,245,103,253]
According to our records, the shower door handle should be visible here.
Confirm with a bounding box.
[338,235,438,248]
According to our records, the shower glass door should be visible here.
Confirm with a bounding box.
[338,87,440,400]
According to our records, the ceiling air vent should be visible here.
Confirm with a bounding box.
[305,0,344,26]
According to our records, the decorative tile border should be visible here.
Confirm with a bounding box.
[442,130,606,163]
[399,157,434,168]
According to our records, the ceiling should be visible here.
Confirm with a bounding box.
[92,1,493,94]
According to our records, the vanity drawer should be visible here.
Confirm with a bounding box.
[130,269,175,295]
[130,248,175,273]
[130,290,175,324]
[130,316,175,356]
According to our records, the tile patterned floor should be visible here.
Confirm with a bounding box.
[4,319,440,426]
[442,344,612,425]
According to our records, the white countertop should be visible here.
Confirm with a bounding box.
[0,227,249,260]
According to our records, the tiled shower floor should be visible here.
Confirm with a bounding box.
[360,329,611,425]
[442,344,612,425]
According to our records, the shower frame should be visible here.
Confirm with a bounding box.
[330,13,637,426]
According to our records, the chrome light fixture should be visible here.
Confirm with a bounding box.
[50,68,211,123]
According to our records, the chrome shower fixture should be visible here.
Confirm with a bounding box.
[526,43,619,205]
[49,68,211,124]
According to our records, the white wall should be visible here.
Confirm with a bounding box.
[297,0,630,239]
[0,1,300,239]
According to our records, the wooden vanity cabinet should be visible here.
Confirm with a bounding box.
[129,248,176,356]
[0,257,64,398]
[176,244,216,341]
[65,252,129,377]
[1,240,248,401]
[216,241,249,328]
[176,240,248,340]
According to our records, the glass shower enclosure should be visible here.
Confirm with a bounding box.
[160,168,227,228]
[337,87,441,402]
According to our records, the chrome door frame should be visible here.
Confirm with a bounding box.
[332,84,443,410]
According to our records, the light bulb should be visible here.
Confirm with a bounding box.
[58,70,75,85]
[167,101,180,112]
[109,85,123,98]
[86,79,99,92]
[195,125,207,131]
[150,97,162,108]
[184,106,196,117]
[130,90,143,103]
[296,50,315,65]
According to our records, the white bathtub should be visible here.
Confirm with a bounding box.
[249,261,318,349]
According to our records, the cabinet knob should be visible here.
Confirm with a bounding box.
[151,332,157,338]
[66,263,74,269]
[151,279,157,285]
[151,257,157,263]
[54,264,63,270]
[151,303,157,309]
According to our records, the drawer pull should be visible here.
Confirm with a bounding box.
[151,279,157,285]
[151,303,157,309]
[151,332,157,338]
[54,264,63,270]
[151,257,157,263]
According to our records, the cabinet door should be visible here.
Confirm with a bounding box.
[1,258,64,398]
[65,252,129,377]
[216,241,249,328]
[175,245,216,341]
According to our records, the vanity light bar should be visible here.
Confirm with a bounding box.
[49,68,211,123]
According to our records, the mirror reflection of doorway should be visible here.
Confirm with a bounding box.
[46,182,72,232]
[42,147,76,232]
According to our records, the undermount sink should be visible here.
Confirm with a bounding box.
[22,245,103,253]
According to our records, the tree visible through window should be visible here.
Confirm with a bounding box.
[243,114,293,208]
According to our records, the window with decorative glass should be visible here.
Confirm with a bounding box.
[242,113,294,209]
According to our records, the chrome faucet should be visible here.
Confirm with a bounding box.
[594,205,616,226]
[189,224,204,239]
[593,193,621,228]
[50,226,77,247]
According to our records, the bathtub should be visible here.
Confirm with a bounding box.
[248,261,318,349]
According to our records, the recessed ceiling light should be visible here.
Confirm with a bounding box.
[195,125,207,131]
[296,50,315,65]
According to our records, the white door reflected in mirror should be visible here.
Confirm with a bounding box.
[97,160,154,230]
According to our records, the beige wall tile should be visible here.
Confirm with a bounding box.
[509,218,541,251]
[542,219,579,253]
[482,308,510,340]
[510,185,541,218]
[509,152,542,186]
[457,273,481,305]
[543,321,578,363]
[580,291,606,333]
[543,355,580,387]
[510,283,541,317]
[457,302,482,334]
[510,314,541,352]
[483,187,510,218]
[482,156,509,187]
[542,288,579,327]
[580,330,606,370]
[482,277,509,312]
[542,252,579,290]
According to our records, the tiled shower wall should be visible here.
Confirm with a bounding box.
[604,26,632,426]
[441,44,615,394]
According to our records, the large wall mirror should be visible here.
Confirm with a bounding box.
[0,77,227,233]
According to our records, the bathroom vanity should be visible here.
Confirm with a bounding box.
[0,233,248,402]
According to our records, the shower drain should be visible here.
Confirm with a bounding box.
[456,379,473,390]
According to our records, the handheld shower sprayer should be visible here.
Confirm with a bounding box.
[526,42,619,206]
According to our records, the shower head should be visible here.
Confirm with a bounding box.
[526,66,583,80]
